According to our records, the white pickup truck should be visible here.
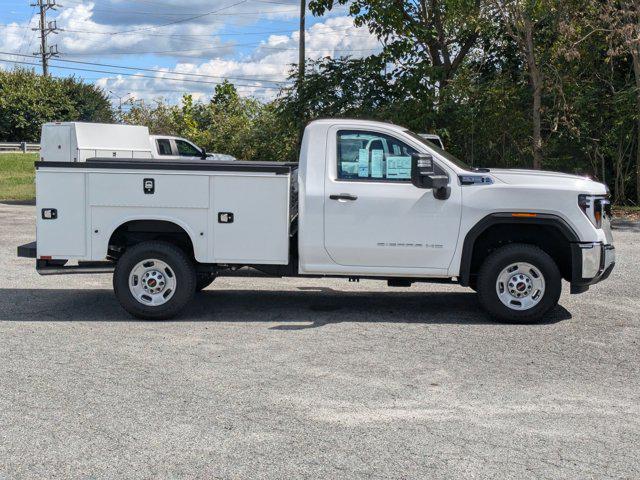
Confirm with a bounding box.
[18,119,615,322]
[39,122,235,163]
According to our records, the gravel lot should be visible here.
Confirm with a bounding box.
[1,203,638,480]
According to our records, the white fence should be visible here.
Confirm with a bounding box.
[0,142,40,153]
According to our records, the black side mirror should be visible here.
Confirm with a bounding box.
[200,149,208,159]
[411,153,450,200]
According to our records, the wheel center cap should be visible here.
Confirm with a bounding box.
[142,270,166,294]
[507,274,533,298]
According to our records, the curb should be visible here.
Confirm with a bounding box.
[611,219,640,232]
[0,200,36,206]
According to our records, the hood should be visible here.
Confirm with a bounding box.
[488,168,607,194]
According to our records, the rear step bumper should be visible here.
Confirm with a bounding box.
[17,241,115,274]
[17,241,37,258]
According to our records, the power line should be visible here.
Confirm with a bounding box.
[46,36,381,57]
[0,57,285,90]
[1,22,375,40]
[0,51,291,84]
[72,0,250,35]
[62,0,298,18]
[18,6,38,57]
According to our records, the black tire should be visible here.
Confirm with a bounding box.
[113,241,196,320]
[195,274,215,292]
[477,243,561,323]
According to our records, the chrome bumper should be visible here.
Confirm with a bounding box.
[570,242,615,293]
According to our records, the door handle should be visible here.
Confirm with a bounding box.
[329,194,358,201]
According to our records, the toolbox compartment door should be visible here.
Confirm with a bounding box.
[35,171,87,258]
[211,175,290,264]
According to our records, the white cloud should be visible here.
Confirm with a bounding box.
[95,16,382,102]
[0,0,381,102]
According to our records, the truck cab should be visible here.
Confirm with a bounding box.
[19,119,615,323]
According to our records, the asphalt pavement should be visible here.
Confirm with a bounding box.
[0,203,638,480]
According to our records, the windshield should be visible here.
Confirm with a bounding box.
[404,130,472,171]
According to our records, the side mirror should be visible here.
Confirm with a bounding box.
[200,149,208,160]
[411,153,450,200]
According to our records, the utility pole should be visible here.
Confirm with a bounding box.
[298,0,305,82]
[31,0,61,76]
[109,91,132,121]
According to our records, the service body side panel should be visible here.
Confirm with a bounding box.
[89,171,210,262]
[35,164,291,266]
[209,175,290,264]
[36,170,87,258]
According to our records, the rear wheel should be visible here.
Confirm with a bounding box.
[477,244,561,323]
[113,241,196,320]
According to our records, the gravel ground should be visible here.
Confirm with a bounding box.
[0,203,638,480]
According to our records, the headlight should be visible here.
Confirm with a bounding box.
[578,194,610,229]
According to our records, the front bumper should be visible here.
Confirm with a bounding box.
[570,242,615,293]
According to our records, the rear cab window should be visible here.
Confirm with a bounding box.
[156,139,173,156]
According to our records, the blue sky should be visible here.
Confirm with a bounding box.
[0,0,380,104]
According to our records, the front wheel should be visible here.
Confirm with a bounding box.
[113,241,196,320]
[477,244,561,323]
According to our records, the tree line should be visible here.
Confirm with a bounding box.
[1,0,638,204]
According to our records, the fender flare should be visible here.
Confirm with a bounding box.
[458,213,579,286]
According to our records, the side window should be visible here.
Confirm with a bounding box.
[156,139,173,156]
[337,130,416,181]
[176,140,201,157]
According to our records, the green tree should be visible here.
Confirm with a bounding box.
[123,84,297,162]
[0,68,113,142]
[309,0,485,87]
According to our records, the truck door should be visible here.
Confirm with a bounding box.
[323,127,462,271]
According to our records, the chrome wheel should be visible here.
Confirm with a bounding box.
[496,262,545,311]
[128,259,176,306]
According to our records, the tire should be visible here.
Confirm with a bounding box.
[113,241,196,320]
[195,274,215,292]
[477,243,561,323]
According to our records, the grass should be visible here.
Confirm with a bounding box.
[0,153,37,201]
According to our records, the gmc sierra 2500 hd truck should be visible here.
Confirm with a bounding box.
[17,119,615,322]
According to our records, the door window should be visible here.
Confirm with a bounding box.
[156,139,173,156]
[176,139,201,157]
[337,130,416,181]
